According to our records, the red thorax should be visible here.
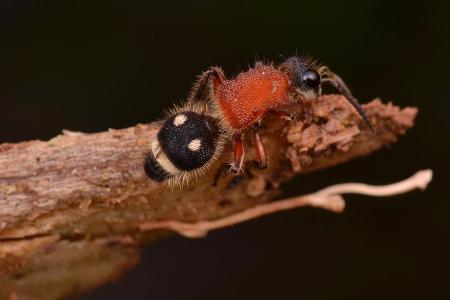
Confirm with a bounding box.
[214,65,291,130]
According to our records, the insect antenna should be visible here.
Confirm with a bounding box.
[319,66,374,132]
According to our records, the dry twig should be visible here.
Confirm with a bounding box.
[0,95,419,299]
[139,169,433,238]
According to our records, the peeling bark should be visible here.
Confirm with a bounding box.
[0,95,417,299]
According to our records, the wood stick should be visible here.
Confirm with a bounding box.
[0,95,418,299]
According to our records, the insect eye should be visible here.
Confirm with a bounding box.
[302,70,320,89]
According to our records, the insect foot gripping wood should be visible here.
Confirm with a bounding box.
[0,95,418,299]
[145,55,374,186]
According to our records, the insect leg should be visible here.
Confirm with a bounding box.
[252,122,268,169]
[188,67,226,103]
[318,66,374,132]
[229,132,245,174]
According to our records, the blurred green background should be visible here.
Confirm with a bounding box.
[1,1,449,299]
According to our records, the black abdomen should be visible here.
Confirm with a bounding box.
[157,112,220,171]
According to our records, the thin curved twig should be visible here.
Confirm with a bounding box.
[139,169,433,238]
[317,169,432,196]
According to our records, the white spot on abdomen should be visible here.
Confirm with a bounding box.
[173,114,187,127]
[188,138,202,151]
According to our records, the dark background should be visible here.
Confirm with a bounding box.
[1,1,449,299]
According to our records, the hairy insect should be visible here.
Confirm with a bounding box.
[144,55,372,186]
[190,56,372,173]
[144,101,225,186]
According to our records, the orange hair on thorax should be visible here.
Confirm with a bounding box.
[215,65,291,130]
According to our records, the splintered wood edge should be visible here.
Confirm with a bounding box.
[0,95,417,299]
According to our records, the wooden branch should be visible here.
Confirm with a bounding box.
[0,95,418,299]
[139,169,432,238]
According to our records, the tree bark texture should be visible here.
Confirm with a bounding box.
[0,95,417,299]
